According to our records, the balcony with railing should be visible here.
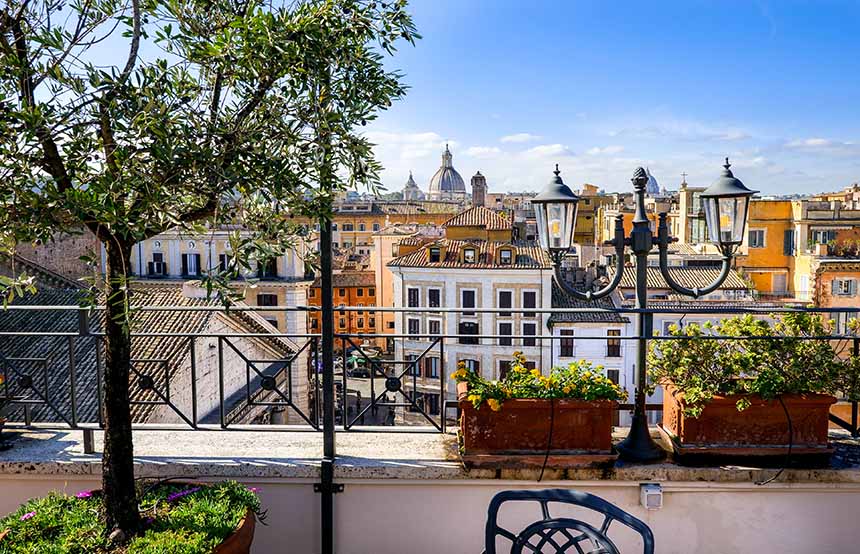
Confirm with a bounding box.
[2,301,860,552]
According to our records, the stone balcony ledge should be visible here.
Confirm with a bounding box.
[2,426,860,485]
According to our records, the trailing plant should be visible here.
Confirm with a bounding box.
[648,313,860,417]
[452,352,626,412]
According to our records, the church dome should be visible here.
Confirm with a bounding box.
[428,145,466,199]
[645,167,660,196]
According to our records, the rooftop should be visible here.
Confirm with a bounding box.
[388,239,552,270]
[609,265,751,290]
[443,206,512,231]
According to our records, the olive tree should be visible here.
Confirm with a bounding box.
[0,0,416,537]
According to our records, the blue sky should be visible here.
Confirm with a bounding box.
[367,0,860,196]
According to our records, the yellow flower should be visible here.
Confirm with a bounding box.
[562,386,571,394]
[487,398,502,412]
[468,393,480,403]
[530,369,541,378]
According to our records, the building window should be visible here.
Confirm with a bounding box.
[339,318,346,328]
[499,249,512,265]
[748,229,765,248]
[339,288,346,297]
[217,253,232,273]
[461,289,476,316]
[257,293,278,307]
[607,329,621,358]
[463,248,476,263]
[369,318,376,328]
[811,229,837,245]
[462,359,480,373]
[560,329,574,357]
[357,303,363,315]
[372,223,380,232]
[357,288,364,297]
[425,357,440,379]
[408,318,421,339]
[428,288,441,310]
[497,290,512,317]
[523,322,537,347]
[309,288,316,298]
[459,321,479,345]
[342,223,354,232]
[522,291,537,318]
[368,288,375,296]
[498,322,512,346]
[783,229,796,256]
[428,319,441,336]
[181,253,201,277]
[833,279,857,297]
[310,319,319,329]
[387,321,395,329]
[426,393,440,415]
[429,247,441,263]
[257,258,278,279]
[407,287,420,308]
[149,252,167,276]
[406,354,421,377]
[607,368,620,385]
[357,317,364,328]
[332,223,338,231]
[498,360,512,380]
[264,318,279,329]
[359,223,366,232]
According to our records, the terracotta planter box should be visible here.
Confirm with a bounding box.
[457,381,616,456]
[661,385,836,454]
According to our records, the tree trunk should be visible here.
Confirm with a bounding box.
[102,239,139,533]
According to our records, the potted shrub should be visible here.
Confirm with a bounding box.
[649,313,857,459]
[0,480,262,553]
[454,352,626,464]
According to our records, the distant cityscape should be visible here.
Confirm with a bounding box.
[4,144,860,428]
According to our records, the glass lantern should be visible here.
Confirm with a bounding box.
[701,159,757,252]
[533,166,579,253]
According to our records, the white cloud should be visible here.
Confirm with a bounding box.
[500,133,541,144]
[784,137,860,156]
[522,144,575,158]
[465,146,502,158]
[586,145,625,156]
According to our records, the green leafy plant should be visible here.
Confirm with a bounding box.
[0,480,261,553]
[453,352,626,412]
[648,313,860,417]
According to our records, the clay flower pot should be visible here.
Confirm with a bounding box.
[661,384,836,457]
[457,381,616,458]
[213,509,256,554]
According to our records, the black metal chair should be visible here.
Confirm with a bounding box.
[484,489,655,554]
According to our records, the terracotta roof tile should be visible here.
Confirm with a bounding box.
[608,266,751,290]
[388,239,551,270]
[443,206,511,231]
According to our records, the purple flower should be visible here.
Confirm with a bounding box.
[247,487,260,494]
[75,490,92,499]
[19,511,35,521]
[166,487,201,503]
[143,516,155,528]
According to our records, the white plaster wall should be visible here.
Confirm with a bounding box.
[3,475,860,554]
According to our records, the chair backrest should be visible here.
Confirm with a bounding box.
[484,489,654,554]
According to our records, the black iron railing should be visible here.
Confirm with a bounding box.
[2,303,859,435]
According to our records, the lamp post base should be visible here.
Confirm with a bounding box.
[616,415,666,463]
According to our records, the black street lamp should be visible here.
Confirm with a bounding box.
[534,161,756,463]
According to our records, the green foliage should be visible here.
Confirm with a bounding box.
[0,480,261,553]
[452,352,626,412]
[648,313,860,417]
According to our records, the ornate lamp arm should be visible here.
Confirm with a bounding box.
[656,212,732,299]
[552,215,626,301]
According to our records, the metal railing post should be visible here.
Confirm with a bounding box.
[319,216,338,554]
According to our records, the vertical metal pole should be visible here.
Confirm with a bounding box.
[68,336,78,427]
[83,429,95,454]
[616,168,666,463]
[217,337,225,429]
[853,338,859,438]
[439,337,446,433]
[320,216,336,554]
[189,338,198,428]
